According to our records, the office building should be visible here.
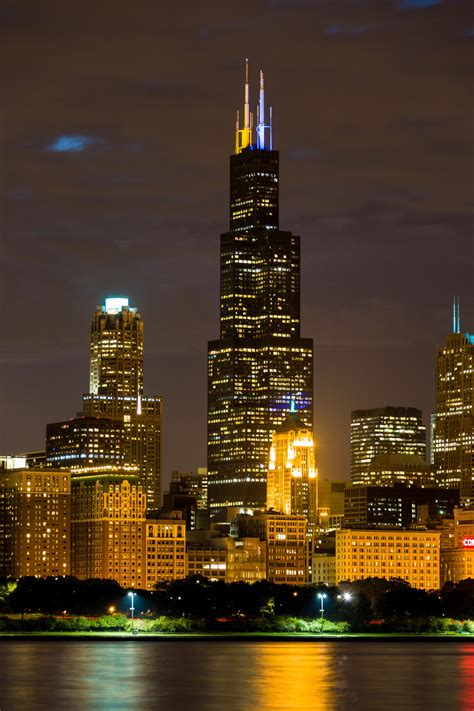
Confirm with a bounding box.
[0,468,71,577]
[433,299,474,500]
[312,552,336,586]
[267,412,317,522]
[145,514,186,589]
[208,63,313,511]
[336,528,440,590]
[365,453,435,487]
[71,475,146,588]
[186,533,266,583]
[46,297,162,509]
[351,407,426,486]
[234,510,308,584]
[344,483,459,529]
[317,479,346,530]
[440,507,474,585]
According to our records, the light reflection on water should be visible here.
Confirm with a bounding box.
[0,641,472,711]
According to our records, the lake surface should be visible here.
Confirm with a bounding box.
[0,640,472,710]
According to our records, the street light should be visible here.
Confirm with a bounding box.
[128,591,136,625]
[317,592,327,632]
[317,592,327,619]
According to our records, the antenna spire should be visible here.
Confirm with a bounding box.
[453,296,461,334]
[235,59,252,154]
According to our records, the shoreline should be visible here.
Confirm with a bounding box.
[0,632,472,642]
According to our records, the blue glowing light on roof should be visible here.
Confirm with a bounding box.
[105,297,129,314]
[47,135,102,153]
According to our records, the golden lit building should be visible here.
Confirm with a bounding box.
[440,507,474,585]
[71,475,146,588]
[145,514,186,589]
[433,300,474,501]
[47,297,162,509]
[336,528,440,590]
[0,468,71,577]
[267,413,317,523]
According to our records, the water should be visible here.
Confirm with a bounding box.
[0,640,472,710]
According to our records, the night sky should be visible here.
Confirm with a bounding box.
[1,0,472,487]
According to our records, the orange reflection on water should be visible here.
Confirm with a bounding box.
[248,642,337,710]
[459,644,474,711]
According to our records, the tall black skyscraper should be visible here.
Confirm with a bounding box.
[207,63,313,512]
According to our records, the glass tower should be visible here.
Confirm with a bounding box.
[207,63,313,511]
[433,298,474,500]
[351,406,427,486]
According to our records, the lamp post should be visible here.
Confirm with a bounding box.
[317,592,327,632]
[128,591,136,630]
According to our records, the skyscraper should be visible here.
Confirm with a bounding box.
[207,63,313,511]
[433,299,474,500]
[46,297,162,508]
[267,412,317,523]
[351,406,426,486]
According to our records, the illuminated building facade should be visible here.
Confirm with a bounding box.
[145,515,186,589]
[433,299,474,500]
[0,468,71,577]
[336,528,440,590]
[351,407,426,486]
[186,534,266,583]
[365,453,435,487]
[267,413,317,522]
[311,553,336,586]
[71,476,146,588]
[440,507,474,584]
[234,510,308,583]
[208,63,313,511]
[46,297,162,509]
[344,483,459,529]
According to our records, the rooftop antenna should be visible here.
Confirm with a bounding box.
[453,296,461,334]
[235,59,252,153]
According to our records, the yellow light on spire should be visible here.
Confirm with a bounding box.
[235,59,252,153]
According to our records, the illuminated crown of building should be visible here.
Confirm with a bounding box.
[235,59,273,154]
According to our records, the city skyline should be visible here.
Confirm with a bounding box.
[1,1,472,485]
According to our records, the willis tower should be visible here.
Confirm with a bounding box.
[208,62,313,513]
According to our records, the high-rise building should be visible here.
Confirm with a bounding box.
[364,453,435,488]
[0,468,71,577]
[351,407,426,486]
[267,412,317,522]
[433,299,474,500]
[208,63,313,511]
[46,297,162,509]
[343,483,459,529]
